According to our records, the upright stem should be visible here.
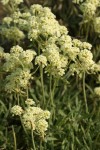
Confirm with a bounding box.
[83,72,88,113]
[12,125,17,150]
[50,75,54,106]
[31,130,36,150]
[20,117,29,148]
[26,87,29,99]
[40,139,43,150]
[17,94,19,105]
[40,66,45,108]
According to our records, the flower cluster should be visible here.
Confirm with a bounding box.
[69,39,95,76]
[0,47,4,58]
[1,27,25,42]
[94,17,100,34]
[94,87,100,97]
[35,55,47,68]
[11,105,23,116]
[28,5,66,40]
[2,45,36,93]
[78,0,100,20]
[11,99,50,137]
[1,4,97,79]
[1,0,23,6]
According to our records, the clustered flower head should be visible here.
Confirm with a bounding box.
[69,39,96,76]
[73,0,100,20]
[11,99,50,138]
[93,17,100,34]
[1,27,25,42]
[1,0,23,6]
[1,45,36,93]
[1,4,97,78]
[35,55,47,68]
[11,105,23,116]
[0,47,4,58]
[94,87,100,97]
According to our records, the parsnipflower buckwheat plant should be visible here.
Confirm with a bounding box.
[0,1,100,149]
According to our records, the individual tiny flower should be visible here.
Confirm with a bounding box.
[11,105,23,116]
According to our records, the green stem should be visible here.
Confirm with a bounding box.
[83,72,88,113]
[31,130,36,150]
[26,87,29,99]
[20,117,29,148]
[40,139,43,150]
[49,75,54,106]
[50,76,58,120]
[12,125,17,150]
[40,66,45,108]
[17,94,20,105]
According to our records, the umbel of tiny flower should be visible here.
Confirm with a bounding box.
[35,55,47,68]
[79,0,100,20]
[94,17,100,34]
[11,99,50,138]
[1,0,23,6]
[1,4,97,79]
[2,45,36,94]
[11,105,23,116]
[94,87,100,97]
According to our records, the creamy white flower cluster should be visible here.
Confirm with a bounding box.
[1,4,97,77]
[1,6,31,41]
[11,98,50,137]
[11,105,23,116]
[4,11,31,27]
[2,45,36,93]
[27,5,96,77]
[1,0,23,6]
[2,10,31,41]
[80,0,100,20]
[94,74,100,97]
[94,87,100,97]
[28,5,68,40]
[93,17,100,34]
[69,39,95,75]
[1,27,25,42]
[0,47,4,58]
